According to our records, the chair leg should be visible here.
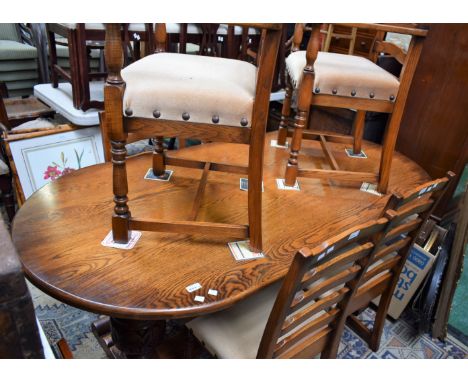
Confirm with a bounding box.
[276,77,293,147]
[47,30,59,88]
[0,174,16,223]
[377,112,401,194]
[284,108,308,186]
[152,136,166,176]
[111,140,130,243]
[352,110,366,155]
[68,30,83,110]
[284,61,314,187]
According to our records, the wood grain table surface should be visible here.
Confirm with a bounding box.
[12,131,429,321]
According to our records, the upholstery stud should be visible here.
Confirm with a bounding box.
[314,87,320,94]
[124,108,133,116]
[240,118,248,127]
[332,88,337,95]
[389,95,395,101]
[182,112,190,121]
[369,92,375,99]
[212,115,220,124]
[153,110,161,118]
[351,90,356,97]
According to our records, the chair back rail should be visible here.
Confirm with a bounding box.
[256,217,389,359]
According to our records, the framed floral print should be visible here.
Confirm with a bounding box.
[7,126,105,201]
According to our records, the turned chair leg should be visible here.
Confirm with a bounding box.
[352,110,366,155]
[111,140,130,243]
[276,77,293,147]
[152,136,166,177]
[284,108,308,186]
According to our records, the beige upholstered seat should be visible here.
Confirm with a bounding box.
[121,52,257,127]
[165,23,259,36]
[286,51,400,101]
[59,23,146,32]
[186,282,281,359]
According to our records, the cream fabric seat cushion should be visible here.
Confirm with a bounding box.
[59,23,146,32]
[286,51,400,101]
[186,282,281,359]
[122,52,256,127]
[165,24,259,36]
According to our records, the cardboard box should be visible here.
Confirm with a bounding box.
[373,244,439,319]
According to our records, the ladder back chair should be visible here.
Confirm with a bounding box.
[276,23,428,193]
[102,23,282,252]
[347,171,455,351]
[186,217,390,358]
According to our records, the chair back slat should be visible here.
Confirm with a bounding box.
[393,174,454,208]
[274,308,339,357]
[294,265,361,311]
[383,218,422,243]
[385,198,434,227]
[256,217,389,359]
[301,243,374,287]
[362,256,401,283]
[278,327,331,359]
[372,235,412,262]
[281,287,348,335]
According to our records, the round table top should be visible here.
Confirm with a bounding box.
[13,132,429,320]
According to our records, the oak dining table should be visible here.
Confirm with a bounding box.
[12,131,430,358]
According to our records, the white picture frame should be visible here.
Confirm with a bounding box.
[8,126,105,200]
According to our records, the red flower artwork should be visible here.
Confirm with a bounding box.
[43,165,62,181]
[43,149,84,182]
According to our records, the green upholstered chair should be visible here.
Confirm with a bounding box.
[0,24,39,97]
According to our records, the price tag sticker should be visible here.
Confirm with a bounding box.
[186,283,202,293]
[348,230,360,240]
[194,295,205,303]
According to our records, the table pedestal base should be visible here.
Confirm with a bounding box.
[92,316,166,358]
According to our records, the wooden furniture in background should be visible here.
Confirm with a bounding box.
[0,85,55,220]
[322,24,384,58]
[12,132,431,358]
[277,23,427,193]
[348,173,455,351]
[102,23,282,252]
[47,23,153,111]
[396,24,468,218]
[322,24,358,55]
[187,217,389,358]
